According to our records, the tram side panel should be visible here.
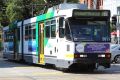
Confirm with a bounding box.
[15,25,23,61]
[3,27,14,60]
[23,22,38,63]
[42,19,57,65]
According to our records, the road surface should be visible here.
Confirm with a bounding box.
[0,58,120,80]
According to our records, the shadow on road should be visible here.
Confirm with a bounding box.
[1,58,120,74]
[0,58,34,68]
[0,58,55,70]
[64,64,120,74]
[96,64,120,74]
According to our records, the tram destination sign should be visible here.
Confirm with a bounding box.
[72,10,110,17]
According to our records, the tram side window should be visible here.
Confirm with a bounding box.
[59,17,64,28]
[25,24,36,40]
[5,30,14,42]
[45,26,50,38]
[51,25,56,37]
[45,19,56,38]
[51,20,56,38]
[32,28,36,39]
[17,27,20,41]
[9,30,14,42]
[65,22,71,40]
[31,24,36,39]
[59,17,65,38]
[25,25,29,40]
[28,25,32,39]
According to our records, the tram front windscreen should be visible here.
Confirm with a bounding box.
[65,18,111,42]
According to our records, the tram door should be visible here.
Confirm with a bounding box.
[39,23,44,64]
[14,28,19,60]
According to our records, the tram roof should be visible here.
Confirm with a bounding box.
[47,3,87,13]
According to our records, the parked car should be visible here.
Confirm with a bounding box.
[110,44,120,63]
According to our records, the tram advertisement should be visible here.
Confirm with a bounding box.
[84,44,110,53]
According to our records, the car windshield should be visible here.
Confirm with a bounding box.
[65,18,111,42]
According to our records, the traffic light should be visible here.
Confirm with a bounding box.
[112,16,117,26]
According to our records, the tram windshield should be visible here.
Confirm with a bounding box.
[65,18,110,42]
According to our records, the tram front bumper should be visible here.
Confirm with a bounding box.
[73,53,111,65]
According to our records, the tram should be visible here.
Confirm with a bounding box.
[0,29,3,51]
[3,3,111,70]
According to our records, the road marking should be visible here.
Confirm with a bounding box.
[14,66,37,69]
[31,72,64,76]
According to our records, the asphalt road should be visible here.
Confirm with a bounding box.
[0,58,120,80]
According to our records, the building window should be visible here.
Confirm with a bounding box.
[17,27,20,41]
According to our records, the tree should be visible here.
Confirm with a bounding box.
[32,0,46,16]
[61,0,79,3]
[0,0,9,27]
[6,0,32,23]
[5,0,80,23]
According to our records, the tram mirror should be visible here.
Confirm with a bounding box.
[59,17,64,28]
[59,28,65,38]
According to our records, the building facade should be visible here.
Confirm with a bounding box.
[79,0,103,9]
[103,0,120,28]
[103,0,120,44]
[103,0,120,17]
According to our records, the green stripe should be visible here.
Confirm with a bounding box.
[36,12,54,56]
[36,12,54,21]
[35,22,39,56]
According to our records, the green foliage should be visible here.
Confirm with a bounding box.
[0,12,2,21]
[0,22,2,28]
[0,0,8,26]
[32,0,46,16]
[6,0,32,22]
[66,0,79,3]
[1,0,80,25]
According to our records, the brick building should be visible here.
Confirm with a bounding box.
[79,0,103,9]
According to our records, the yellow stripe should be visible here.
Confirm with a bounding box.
[65,54,74,58]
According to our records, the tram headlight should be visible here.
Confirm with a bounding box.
[75,44,84,53]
